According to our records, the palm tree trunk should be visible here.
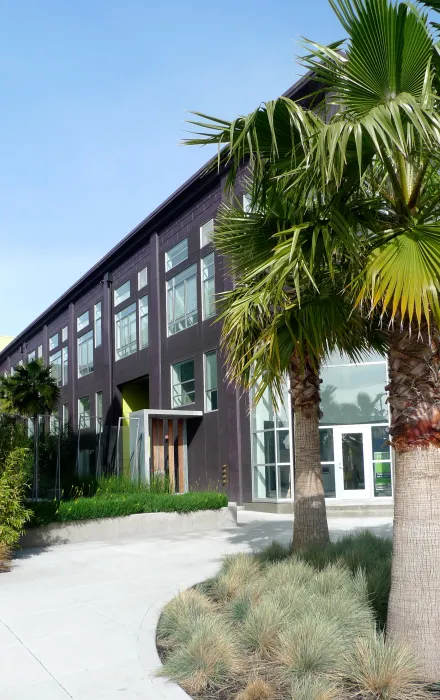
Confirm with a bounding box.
[386,323,440,681]
[290,352,329,550]
[33,414,39,501]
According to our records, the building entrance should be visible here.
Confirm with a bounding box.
[319,424,392,500]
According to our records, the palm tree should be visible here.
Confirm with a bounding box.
[187,0,440,678]
[214,191,384,549]
[0,359,60,499]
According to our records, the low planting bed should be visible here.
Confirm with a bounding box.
[28,491,228,528]
[157,533,435,700]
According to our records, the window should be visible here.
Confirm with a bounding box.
[94,302,102,347]
[49,350,62,387]
[251,383,292,500]
[37,345,43,358]
[96,392,103,434]
[78,330,94,377]
[62,346,68,385]
[78,396,91,428]
[200,219,214,247]
[63,403,69,427]
[114,280,130,306]
[49,333,58,351]
[115,302,137,360]
[28,350,36,363]
[202,252,215,320]
[138,266,148,290]
[372,426,392,497]
[172,359,195,407]
[139,295,148,349]
[167,264,197,336]
[243,193,252,212]
[77,311,89,332]
[62,326,68,342]
[50,411,59,434]
[204,351,218,411]
[320,360,388,425]
[165,239,188,271]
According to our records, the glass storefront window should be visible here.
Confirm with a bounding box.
[251,384,292,500]
[278,465,291,499]
[319,428,336,498]
[320,362,388,425]
[372,426,392,497]
[254,464,277,499]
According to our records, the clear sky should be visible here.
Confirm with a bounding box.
[0,0,343,336]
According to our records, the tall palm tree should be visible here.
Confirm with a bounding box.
[0,359,60,499]
[187,0,440,678]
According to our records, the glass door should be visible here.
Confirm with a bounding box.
[333,425,372,499]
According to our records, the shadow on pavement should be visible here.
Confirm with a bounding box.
[224,517,393,552]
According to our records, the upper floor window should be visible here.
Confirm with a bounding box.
[202,252,215,320]
[200,219,214,247]
[171,359,195,408]
[243,193,252,213]
[78,330,94,377]
[78,395,91,428]
[62,346,68,386]
[114,280,130,306]
[77,311,89,332]
[167,264,197,336]
[139,295,148,349]
[50,410,59,435]
[165,239,188,271]
[62,403,69,427]
[28,350,36,363]
[62,326,68,342]
[115,302,137,360]
[49,333,59,351]
[96,391,103,434]
[204,351,218,411]
[94,302,102,348]
[49,350,62,387]
[138,266,148,290]
[37,345,43,359]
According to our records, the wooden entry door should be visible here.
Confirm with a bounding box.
[150,417,187,493]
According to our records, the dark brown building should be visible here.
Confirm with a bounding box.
[0,75,393,511]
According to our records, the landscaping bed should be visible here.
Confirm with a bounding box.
[28,491,228,528]
[156,533,436,700]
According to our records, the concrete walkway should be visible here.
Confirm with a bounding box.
[0,512,392,700]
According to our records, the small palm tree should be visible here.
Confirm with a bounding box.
[213,194,384,549]
[0,360,60,499]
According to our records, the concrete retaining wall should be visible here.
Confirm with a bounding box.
[21,505,237,548]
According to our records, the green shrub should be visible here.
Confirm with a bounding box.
[0,448,32,548]
[28,490,228,527]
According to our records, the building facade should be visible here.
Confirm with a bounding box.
[0,76,393,510]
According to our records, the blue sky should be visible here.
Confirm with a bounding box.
[0,0,343,336]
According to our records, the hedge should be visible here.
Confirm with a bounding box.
[28,491,228,528]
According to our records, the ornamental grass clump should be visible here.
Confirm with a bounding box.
[158,615,242,696]
[158,536,429,700]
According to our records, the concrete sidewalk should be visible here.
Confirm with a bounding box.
[0,512,392,700]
